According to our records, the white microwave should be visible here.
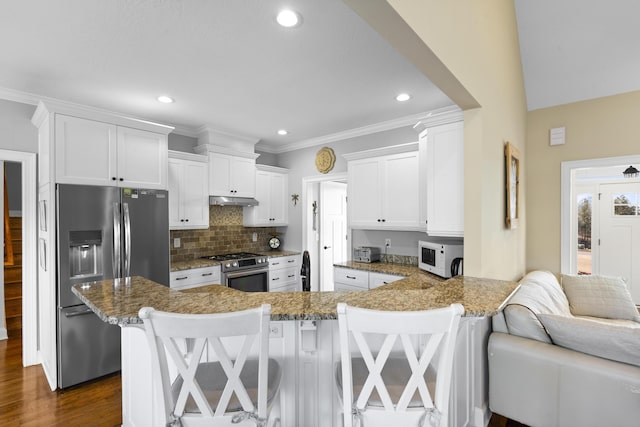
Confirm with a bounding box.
[418,240,463,278]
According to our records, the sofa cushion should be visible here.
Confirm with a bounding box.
[503,271,571,343]
[538,313,640,368]
[560,274,640,322]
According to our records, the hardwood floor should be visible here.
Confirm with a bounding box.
[0,332,526,426]
[0,333,122,427]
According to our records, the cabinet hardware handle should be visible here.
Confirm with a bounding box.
[381,219,386,222]
[112,177,117,181]
[201,273,212,276]
[272,277,280,281]
[346,275,356,279]
[175,276,188,280]
[288,274,295,278]
[119,178,124,181]
[272,262,279,266]
[377,219,381,222]
[185,219,189,222]
[383,281,389,284]
[287,259,295,263]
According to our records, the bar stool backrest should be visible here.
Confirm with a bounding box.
[337,303,464,427]
[139,304,272,426]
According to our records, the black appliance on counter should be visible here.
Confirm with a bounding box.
[200,252,269,292]
[301,251,311,291]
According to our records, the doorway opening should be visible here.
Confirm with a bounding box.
[562,155,640,304]
[302,173,348,291]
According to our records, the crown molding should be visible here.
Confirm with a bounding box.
[0,86,40,105]
[256,105,461,154]
[343,141,419,161]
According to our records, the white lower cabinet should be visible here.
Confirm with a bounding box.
[334,267,404,291]
[333,267,369,291]
[368,271,404,289]
[269,255,300,292]
[122,316,491,427]
[169,265,221,290]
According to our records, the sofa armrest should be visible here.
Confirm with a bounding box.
[488,332,640,427]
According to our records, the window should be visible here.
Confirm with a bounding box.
[577,194,592,275]
[613,193,638,216]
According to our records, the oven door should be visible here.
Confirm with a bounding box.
[225,268,269,292]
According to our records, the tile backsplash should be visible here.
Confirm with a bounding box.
[170,206,277,263]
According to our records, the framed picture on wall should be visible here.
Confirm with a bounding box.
[505,141,520,229]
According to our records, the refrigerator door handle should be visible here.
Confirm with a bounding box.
[123,202,131,278]
[113,202,122,279]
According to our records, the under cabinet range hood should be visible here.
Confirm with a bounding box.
[209,195,259,207]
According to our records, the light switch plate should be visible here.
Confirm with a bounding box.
[173,238,181,248]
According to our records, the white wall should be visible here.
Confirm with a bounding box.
[0,99,38,153]
[276,125,419,252]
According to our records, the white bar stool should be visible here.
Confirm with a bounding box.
[139,304,281,427]
[336,303,464,427]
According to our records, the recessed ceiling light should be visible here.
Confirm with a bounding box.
[277,10,301,28]
[157,95,174,104]
[395,93,411,102]
[277,129,289,136]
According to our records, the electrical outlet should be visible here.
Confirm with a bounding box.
[252,232,258,242]
[269,322,283,338]
[174,238,181,248]
[385,238,391,247]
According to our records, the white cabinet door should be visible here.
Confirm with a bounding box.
[169,156,209,229]
[421,122,464,237]
[54,114,168,189]
[208,154,256,198]
[181,161,209,228]
[333,267,369,290]
[348,151,420,230]
[348,158,382,228]
[251,170,272,224]
[208,153,232,196]
[168,159,182,227]
[382,152,420,228]
[170,265,221,290]
[368,272,404,289]
[269,172,287,224]
[231,156,256,198]
[117,127,168,190]
[244,168,288,227]
[55,114,117,186]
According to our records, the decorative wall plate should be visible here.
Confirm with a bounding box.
[315,147,336,174]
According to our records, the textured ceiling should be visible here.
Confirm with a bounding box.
[0,0,452,151]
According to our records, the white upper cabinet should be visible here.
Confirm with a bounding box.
[116,126,168,189]
[347,145,420,230]
[55,114,168,189]
[243,165,289,227]
[419,121,464,237]
[168,152,209,230]
[208,153,256,198]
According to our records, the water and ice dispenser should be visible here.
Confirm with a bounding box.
[68,230,103,279]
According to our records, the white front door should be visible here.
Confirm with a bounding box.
[597,182,640,303]
[319,182,347,291]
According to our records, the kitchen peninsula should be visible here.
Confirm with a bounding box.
[73,273,518,427]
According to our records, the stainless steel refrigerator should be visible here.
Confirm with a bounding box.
[56,184,169,388]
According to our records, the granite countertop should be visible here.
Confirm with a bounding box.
[334,260,431,278]
[171,251,301,272]
[72,271,518,325]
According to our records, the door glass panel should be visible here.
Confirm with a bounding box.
[613,193,638,216]
[577,193,592,275]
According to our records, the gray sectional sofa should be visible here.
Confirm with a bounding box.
[488,270,640,427]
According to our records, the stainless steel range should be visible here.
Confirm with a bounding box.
[201,252,269,292]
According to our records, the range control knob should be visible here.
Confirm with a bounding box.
[232,261,239,268]
[225,262,231,268]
